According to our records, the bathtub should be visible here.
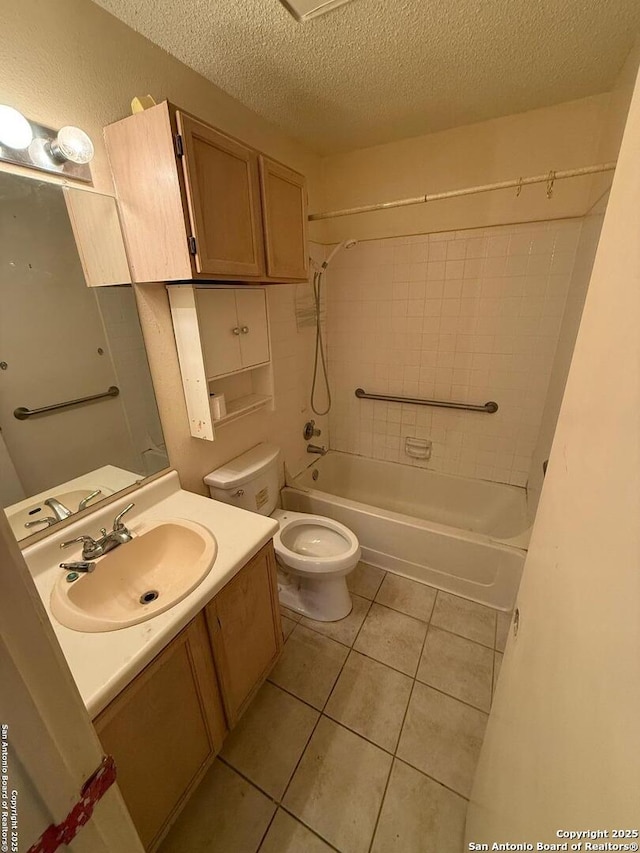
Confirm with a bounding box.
[282,452,530,611]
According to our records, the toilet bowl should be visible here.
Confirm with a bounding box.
[271,509,359,620]
[204,443,361,621]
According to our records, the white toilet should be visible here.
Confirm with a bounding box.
[204,443,361,621]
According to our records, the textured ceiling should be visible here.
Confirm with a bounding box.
[92,0,640,154]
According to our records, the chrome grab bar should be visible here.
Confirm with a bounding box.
[354,387,498,414]
[14,386,119,420]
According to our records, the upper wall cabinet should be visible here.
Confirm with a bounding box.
[259,156,309,280]
[104,102,309,284]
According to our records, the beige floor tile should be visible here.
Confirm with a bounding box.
[159,760,275,853]
[281,615,297,640]
[301,594,371,646]
[417,627,493,711]
[347,562,385,600]
[371,759,467,853]
[259,810,334,853]
[281,605,303,623]
[269,624,348,709]
[397,682,488,797]
[353,603,427,676]
[496,610,512,652]
[431,591,496,648]
[221,682,319,798]
[283,717,392,853]
[325,651,413,751]
[493,651,503,695]
[375,574,437,622]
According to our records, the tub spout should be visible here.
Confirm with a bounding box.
[307,444,327,455]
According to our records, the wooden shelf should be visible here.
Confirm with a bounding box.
[212,394,271,427]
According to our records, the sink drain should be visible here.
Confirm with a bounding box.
[140,590,159,605]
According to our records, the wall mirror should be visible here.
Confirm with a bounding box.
[0,171,169,542]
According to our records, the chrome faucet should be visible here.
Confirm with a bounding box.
[61,503,135,560]
[44,497,73,521]
[306,444,327,455]
[24,516,57,529]
[78,489,102,511]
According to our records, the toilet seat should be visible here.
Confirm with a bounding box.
[272,510,360,577]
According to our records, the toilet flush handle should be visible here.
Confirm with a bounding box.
[232,489,245,498]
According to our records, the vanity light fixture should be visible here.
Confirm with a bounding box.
[278,0,356,22]
[0,105,33,150]
[49,126,95,165]
[0,104,93,183]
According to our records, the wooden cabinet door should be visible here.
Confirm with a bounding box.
[94,615,227,850]
[196,288,243,378]
[259,156,309,280]
[177,113,266,278]
[236,289,270,368]
[206,542,282,726]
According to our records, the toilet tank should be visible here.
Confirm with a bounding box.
[204,443,281,516]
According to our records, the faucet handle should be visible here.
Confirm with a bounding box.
[112,503,134,530]
[60,534,98,550]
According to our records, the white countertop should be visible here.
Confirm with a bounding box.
[22,471,278,718]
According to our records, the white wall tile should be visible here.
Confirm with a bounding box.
[325,220,584,486]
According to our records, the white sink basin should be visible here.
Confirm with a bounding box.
[50,519,217,632]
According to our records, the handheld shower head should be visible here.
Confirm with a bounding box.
[322,238,357,269]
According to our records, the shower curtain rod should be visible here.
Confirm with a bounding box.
[307,162,617,221]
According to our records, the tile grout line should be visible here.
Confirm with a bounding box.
[275,574,387,852]
[271,575,496,849]
[254,802,279,853]
[301,597,499,652]
[275,589,377,835]
[366,590,438,853]
[215,755,343,853]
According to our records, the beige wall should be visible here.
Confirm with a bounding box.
[525,198,606,514]
[1,0,325,497]
[526,43,639,514]
[466,62,640,839]
[318,94,615,243]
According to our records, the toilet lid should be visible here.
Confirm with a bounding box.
[274,515,360,575]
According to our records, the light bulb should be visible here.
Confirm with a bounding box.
[0,105,33,150]
[50,126,94,164]
[28,137,56,168]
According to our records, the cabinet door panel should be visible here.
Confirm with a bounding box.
[236,289,270,368]
[178,113,265,277]
[196,288,243,378]
[94,615,226,850]
[206,542,282,725]
[259,156,308,280]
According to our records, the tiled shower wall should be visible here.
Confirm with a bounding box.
[325,220,583,486]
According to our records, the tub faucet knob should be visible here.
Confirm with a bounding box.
[303,420,321,441]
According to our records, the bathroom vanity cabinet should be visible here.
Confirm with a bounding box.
[206,542,282,725]
[168,285,273,440]
[104,101,308,284]
[94,541,282,851]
